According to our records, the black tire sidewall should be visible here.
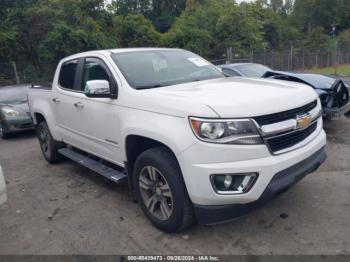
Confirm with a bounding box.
[37,122,51,160]
[133,147,192,233]
[0,121,9,139]
[37,121,62,163]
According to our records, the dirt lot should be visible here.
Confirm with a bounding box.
[0,117,349,255]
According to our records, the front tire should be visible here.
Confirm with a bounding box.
[134,147,195,233]
[36,121,64,164]
[0,121,10,139]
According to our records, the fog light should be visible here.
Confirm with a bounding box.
[224,175,232,189]
[211,173,258,194]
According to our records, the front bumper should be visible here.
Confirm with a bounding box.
[323,102,350,120]
[2,116,34,134]
[178,119,326,206]
[194,147,326,224]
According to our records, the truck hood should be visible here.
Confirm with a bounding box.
[147,77,318,118]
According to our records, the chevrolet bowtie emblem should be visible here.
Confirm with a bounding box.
[296,114,312,129]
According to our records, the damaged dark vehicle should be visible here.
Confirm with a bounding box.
[263,71,350,120]
[219,63,350,120]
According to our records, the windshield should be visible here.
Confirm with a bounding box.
[111,50,225,89]
[0,85,29,104]
[235,64,271,78]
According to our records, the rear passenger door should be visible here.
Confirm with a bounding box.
[53,59,85,145]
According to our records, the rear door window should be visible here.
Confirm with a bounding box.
[58,60,79,90]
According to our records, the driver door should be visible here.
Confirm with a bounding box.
[71,57,123,165]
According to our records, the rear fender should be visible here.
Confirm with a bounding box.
[31,101,61,141]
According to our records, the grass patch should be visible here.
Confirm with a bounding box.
[306,64,350,76]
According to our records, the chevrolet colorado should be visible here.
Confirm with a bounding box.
[28,48,327,232]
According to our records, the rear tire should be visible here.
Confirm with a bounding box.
[36,121,64,164]
[133,147,195,233]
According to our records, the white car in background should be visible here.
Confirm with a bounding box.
[0,166,6,205]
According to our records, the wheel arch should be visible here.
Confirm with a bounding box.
[31,110,61,141]
[125,135,181,190]
[33,112,46,125]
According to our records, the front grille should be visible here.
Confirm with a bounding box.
[17,123,33,129]
[266,122,318,153]
[333,81,349,108]
[253,100,317,126]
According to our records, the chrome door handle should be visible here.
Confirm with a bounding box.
[74,102,84,109]
[52,97,61,103]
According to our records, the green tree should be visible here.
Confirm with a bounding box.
[291,0,345,35]
[303,27,332,52]
[111,14,161,47]
[338,29,350,52]
[164,0,219,57]
[2,0,350,81]
[215,1,266,54]
[108,0,186,32]
[165,0,266,59]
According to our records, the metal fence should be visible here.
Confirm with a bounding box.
[0,62,19,86]
[212,49,350,73]
[1,48,350,86]
[0,61,56,86]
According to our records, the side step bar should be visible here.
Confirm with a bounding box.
[58,148,127,183]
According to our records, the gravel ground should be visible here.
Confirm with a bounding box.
[0,117,349,255]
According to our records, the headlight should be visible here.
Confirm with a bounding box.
[2,107,20,117]
[189,117,263,145]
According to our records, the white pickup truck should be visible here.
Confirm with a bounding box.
[28,48,327,232]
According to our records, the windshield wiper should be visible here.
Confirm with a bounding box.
[135,84,168,90]
[135,77,222,90]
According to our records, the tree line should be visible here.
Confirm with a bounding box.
[1,0,350,71]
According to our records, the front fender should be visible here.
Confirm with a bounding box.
[120,110,197,162]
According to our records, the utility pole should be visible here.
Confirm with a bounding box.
[12,62,20,84]
[331,25,337,75]
[226,47,233,64]
[290,45,294,71]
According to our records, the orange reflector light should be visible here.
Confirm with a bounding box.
[190,119,201,135]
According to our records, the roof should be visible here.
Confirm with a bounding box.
[109,47,181,54]
[61,48,185,62]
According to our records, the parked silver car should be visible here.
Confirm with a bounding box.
[0,85,33,139]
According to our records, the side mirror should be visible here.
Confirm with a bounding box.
[85,80,111,98]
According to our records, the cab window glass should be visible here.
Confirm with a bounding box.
[81,58,110,91]
[58,60,78,90]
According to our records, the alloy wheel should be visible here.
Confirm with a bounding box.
[138,166,173,221]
